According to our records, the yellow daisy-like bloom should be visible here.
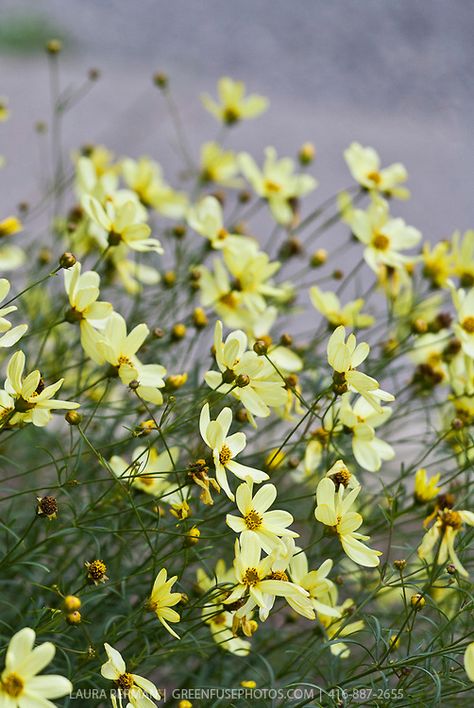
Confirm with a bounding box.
[122,156,188,218]
[187,195,250,251]
[344,142,410,199]
[0,217,22,238]
[417,506,474,576]
[82,195,163,254]
[327,325,394,412]
[199,403,268,500]
[450,283,474,358]
[422,241,454,289]
[1,350,79,428]
[224,531,313,621]
[338,395,394,472]
[148,568,182,639]
[0,279,28,349]
[239,147,317,225]
[310,285,374,329]
[200,141,242,187]
[201,77,268,125]
[414,468,442,504]
[100,643,159,707]
[346,197,421,274]
[226,481,298,553]
[63,261,113,361]
[314,477,382,567]
[0,627,72,706]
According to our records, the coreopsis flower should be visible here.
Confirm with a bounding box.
[344,142,410,199]
[82,195,163,254]
[187,195,248,250]
[451,284,474,358]
[310,285,374,329]
[327,325,394,412]
[239,147,317,224]
[110,444,180,498]
[122,157,187,218]
[148,568,181,639]
[338,395,395,472]
[314,477,382,567]
[205,321,287,420]
[224,531,313,621]
[324,459,359,491]
[346,197,421,274]
[222,243,287,312]
[414,468,442,504]
[0,627,72,705]
[452,229,474,287]
[109,244,161,295]
[199,403,268,500]
[465,642,474,682]
[201,77,268,125]
[64,262,113,360]
[73,144,118,178]
[75,156,121,203]
[418,506,474,576]
[200,141,242,187]
[0,217,22,239]
[94,313,166,405]
[0,279,27,348]
[101,643,159,707]
[1,351,79,427]
[289,552,340,617]
[226,481,298,552]
[197,561,251,656]
[422,241,454,289]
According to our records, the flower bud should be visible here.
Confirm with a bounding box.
[46,39,62,54]
[59,252,76,269]
[253,339,268,356]
[153,72,168,89]
[410,593,425,610]
[65,410,82,426]
[193,307,208,329]
[171,323,187,340]
[298,142,315,165]
[310,248,327,267]
[64,595,81,612]
[66,611,82,625]
[235,374,250,388]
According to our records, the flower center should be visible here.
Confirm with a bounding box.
[118,355,133,367]
[212,612,227,626]
[269,570,288,582]
[440,509,462,530]
[461,316,474,334]
[108,230,122,246]
[217,228,228,241]
[244,509,263,530]
[373,233,390,250]
[116,673,135,690]
[367,170,381,185]
[330,468,351,489]
[242,567,260,586]
[219,444,232,465]
[223,107,240,125]
[264,179,282,193]
[2,672,24,697]
[219,292,239,309]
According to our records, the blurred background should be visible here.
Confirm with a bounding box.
[1,0,473,238]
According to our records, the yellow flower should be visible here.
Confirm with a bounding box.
[0,627,72,704]
[205,321,287,420]
[200,141,242,187]
[422,241,453,288]
[64,261,113,361]
[310,285,374,329]
[239,147,317,224]
[0,97,9,122]
[110,445,180,499]
[226,481,298,552]
[2,350,79,427]
[224,531,313,621]
[122,156,188,218]
[0,216,22,238]
[345,197,421,274]
[201,77,268,124]
[199,403,268,500]
[101,643,160,706]
[92,312,166,405]
[0,279,28,348]
[187,195,250,250]
[289,552,341,618]
[338,395,394,472]
[82,195,163,254]
[327,325,394,412]
[414,468,442,503]
[344,142,410,199]
[148,568,182,639]
[418,506,474,576]
[452,229,474,287]
[314,477,382,567]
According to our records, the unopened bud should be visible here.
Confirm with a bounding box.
[59,252,76,269]
[298,142,315,165]
[253,340,268,356]
[65,410,82,426]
